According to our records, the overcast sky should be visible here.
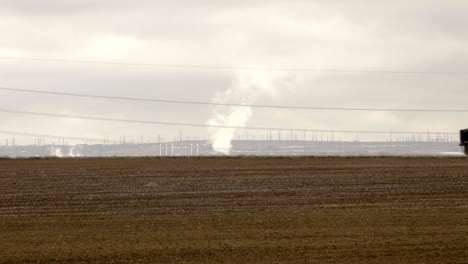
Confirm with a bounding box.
[0,0,467,144]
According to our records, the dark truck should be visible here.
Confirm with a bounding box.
[460,129,468,155]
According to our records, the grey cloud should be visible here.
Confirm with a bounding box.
[0,0,467,144]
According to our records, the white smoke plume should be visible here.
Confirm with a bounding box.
[69,147,76,157]
[69,147,81,157]
[50,147,63,157]
[207,71,291,154]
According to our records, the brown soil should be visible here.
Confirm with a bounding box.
[0,157,467,263]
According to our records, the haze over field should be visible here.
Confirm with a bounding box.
[0,0,467,146]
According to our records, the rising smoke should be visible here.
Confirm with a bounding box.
[207,71,291,154]
[49,146,81,157]
[50,147,64,158]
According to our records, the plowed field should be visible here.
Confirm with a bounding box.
[0,157,467,263]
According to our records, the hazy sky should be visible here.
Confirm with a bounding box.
[1,0,467,144]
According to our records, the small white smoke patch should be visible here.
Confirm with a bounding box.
[51,147,63,157]
[69,147,81,157]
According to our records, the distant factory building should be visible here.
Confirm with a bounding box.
[460,129,468,155]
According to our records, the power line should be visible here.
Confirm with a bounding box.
[0,107,457,135]
[1,86,467,113]
[1,56,468,75]
[0,130,119,143]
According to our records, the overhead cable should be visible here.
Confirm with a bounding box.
[0,108,457,135]
[1,86,467,113]
[1,56,467,75]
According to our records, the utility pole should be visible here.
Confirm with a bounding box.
[122,136,127,156]
[13,137,17,157]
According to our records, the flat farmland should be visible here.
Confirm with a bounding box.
[0,157,467,263]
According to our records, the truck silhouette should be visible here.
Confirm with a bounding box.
[460,129,468,155]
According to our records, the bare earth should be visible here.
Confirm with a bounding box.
[0,157,467,263]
